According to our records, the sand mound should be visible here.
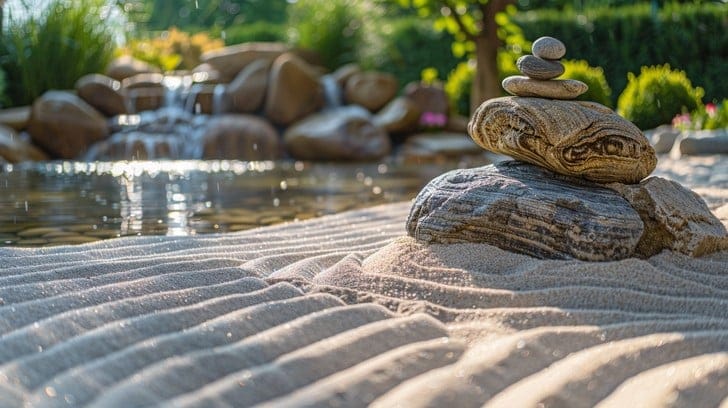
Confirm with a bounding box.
[0,156,726,406]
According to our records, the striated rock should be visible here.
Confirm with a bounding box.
[372,97,421,134]
[403,82,450,119]
[264,53,325,125]
[227,59,272,113]
[532,36,566,60]
[608,177,728,257]
[344,72,398,112]
[516,55,564,80]
[502,76,587,99]
[105,56,161,81]
[201,42,289,83]
[0,106,31,131]
[468,97,657,184]
[27,91,109,159]
[75,74,127,117]
[398,132,485,164]
[284,106,390,161]
[199,114,280,160]
[0,125,48,163]
[406,161,644,261]
[675,129,728,156]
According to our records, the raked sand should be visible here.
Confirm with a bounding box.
[0,155,726,407]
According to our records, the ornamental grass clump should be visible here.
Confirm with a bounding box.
[0,0,117,107]
[617,64,704,130]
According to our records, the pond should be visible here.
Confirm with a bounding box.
[0,160,470,247]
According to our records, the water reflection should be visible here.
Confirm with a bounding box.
[0,160,470,246]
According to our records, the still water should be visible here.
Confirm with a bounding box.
[0,160,461,247]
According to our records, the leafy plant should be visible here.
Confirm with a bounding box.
[617,64,703,130]
[562,60,612,107]
[118,27,224,71]
[673,100,728,131]
[445,61,475,116]
[0,68,6,108]
[221,22,287,45]
[0,0,117,107]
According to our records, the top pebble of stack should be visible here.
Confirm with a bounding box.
[532,36,566,60]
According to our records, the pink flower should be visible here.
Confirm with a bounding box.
[672,113,691,128]
[706,103,717,118]
[419,112,447,128]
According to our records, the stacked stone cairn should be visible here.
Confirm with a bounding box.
[406,36,727,262]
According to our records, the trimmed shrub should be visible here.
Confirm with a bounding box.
[617,64,704,130]
[222,22,287,45]
[445,61,475,116]
[562,59,612,107]
[510,2,727,104]
[0,0,117,107]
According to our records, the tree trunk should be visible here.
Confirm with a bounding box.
[471,0,513,112]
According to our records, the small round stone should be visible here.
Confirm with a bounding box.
[532,36,566,60]
[502,76,587,99]
[516,55,565,80]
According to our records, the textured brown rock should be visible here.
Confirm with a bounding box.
[27,91,109,159]
[502,76,587,99]
[199,114,280,160]
[406,161,644,261]
[201,42,289,83]
[344,72,398,112]
[264,53,324,125]
[608,177,728,257]
[0,125,48,163]
[105,56,161,81]
[468,97,657,184]
[516,55,564,80]
[372,97,421,134]
[284,106,390,161]
[227,59,272,113]
[532,36,566,60]
[75,74,127,117]
[0,106,31,131]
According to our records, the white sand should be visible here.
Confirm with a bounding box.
[0,155,726,407]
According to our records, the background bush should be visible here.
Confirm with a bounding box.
[509,2,727,104]
[117,28,224,71]
[617,64,704,130]
[222,22,287,45]
[562,59,612,107]
[0,68,6,108]
[445,62,475,116]
[0,0,117,107]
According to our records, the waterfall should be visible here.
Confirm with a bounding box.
[320,74,343,110]
[212,84,226,115]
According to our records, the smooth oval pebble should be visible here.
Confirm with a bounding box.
[532,36,566,60]
[516,55,564,80]
[502,76,587,99]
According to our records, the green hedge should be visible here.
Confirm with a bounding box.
[510,2,727,104]
[222,22,287,46]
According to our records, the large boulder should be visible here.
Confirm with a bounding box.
[227,59,272,113]
[284,106,390,161]
[0,125,48,163]
[469,97,657,184]
[27,91,109,159]
[121,73,165,90]
[344,72,398,112]
[372,97,421,134]
[198,114,280,160]
[75,74,127,117]
[201,42,290,83]
[125,87,165,113]
[0,106,31,131]
[264,53,324,126]
[403,82,450,120]
[105,56,161,82]
[673,129,728,156]
[186,84,228,115]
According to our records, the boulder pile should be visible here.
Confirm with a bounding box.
[407,36,727,261]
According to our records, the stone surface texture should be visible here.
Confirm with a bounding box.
[264,53,324,125]
[75,74,127,117]
[516,55,565,80]
[502,76,587,99]
[406,161,645,261]
[27,91,109,159]
[201,42,289,83]
[344,72,398,112]
[372,97,421,134]
[200,114,280,160]
[226,59,272,113]
[105,56,161,81]
[284,106,390,161]
[468,97,657,184]
[531,36,566,60]
[608,177,728,257]
[645,125,680,154]
[676,128,728,156]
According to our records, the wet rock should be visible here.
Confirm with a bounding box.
[608,177,728,257]
[403,82,450,119]
[27,91,109,159]
[502,76,587,99]
[0,125,48,163]
[186,84,228,115]
[201,42,289,83]
[645,125,679,154]
[675,129,728,156]
[75,74,127,117]
[125,87,165,113]
[227,59,272,113]
[407,161,644,261]
[0,106,31,131]
[468,97,657,184]
[199,114,280,160]
[516,55,565,80]
[398,132,484,164]
[85,131,184,160]
[332,63,361,88]
[121,73,165,90]
[264,53,325,125]
[191,63,224,84]
[532,36,566,60]
[344,72,398,112]
[105,56,161,81]
[372,97,421,134]
[284,106,390,161]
